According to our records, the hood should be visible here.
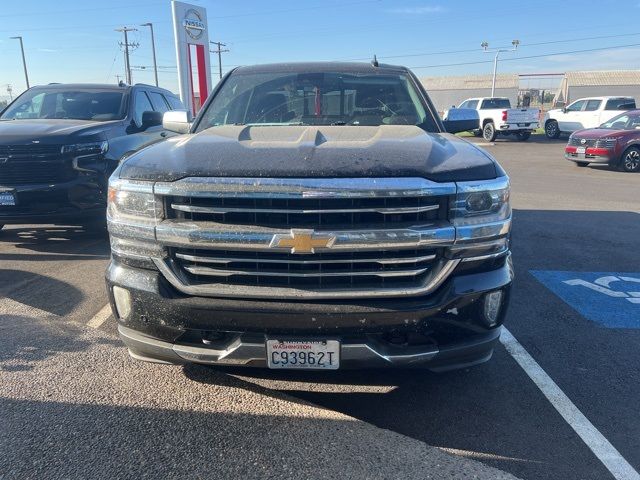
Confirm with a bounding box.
[572,128,626,139]
[0,119,118,144]
[118,125,497,182]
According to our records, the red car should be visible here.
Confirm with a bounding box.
[565,109,640,172]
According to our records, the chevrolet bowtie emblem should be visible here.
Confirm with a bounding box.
[270,229,336,254]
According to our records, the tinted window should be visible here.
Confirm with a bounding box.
[605,98,636,110]
[584,100,602,111]
[165,95,184,110]
[133,91,154,126]
[566,100,586,112]
[458,101,468,108]
[480,98,511,109]
[148,91,170,113]
[600,112,640,129]
[1,88,126,121]
[196,70,435,131]
[467,100,479,109]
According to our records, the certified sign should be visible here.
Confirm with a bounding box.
[183,9,205,40]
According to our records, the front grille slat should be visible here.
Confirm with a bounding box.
[175,251,437,265]
[183,264,429,278]
[0,144,73,186]
[569,137,616,149]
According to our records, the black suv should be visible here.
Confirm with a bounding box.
[0,83,184,229]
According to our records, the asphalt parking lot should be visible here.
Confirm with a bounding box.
[1,136,638,480]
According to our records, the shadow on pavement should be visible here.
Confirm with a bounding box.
[0,269,86,316]
[0,315,117,372]
[0,224,110,261]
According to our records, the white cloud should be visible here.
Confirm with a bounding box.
[386,5,445,14]
[37,48,59,53]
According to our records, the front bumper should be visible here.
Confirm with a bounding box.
[0,177,107,224]
[564,147,614,164]
[106,255,513,371]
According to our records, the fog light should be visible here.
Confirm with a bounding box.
[113,286,132,320]
[483,290,503,327]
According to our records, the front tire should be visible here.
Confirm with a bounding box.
[620,146,640,172]
[545,120,560,139]
[483,122,497,142]
[516,131,531,141]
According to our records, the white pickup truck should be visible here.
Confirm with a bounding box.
[458,97,540,142]
[543,96,636,139]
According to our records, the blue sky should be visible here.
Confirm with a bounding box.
[2,0,640,99]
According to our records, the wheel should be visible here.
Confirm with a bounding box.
[545,120,560,139]
[620,146,640,172]
[482,122,497,142]
[575,162,589,167]
[472,129,482,137]
[516,131,531,141]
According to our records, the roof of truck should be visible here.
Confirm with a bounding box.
[232,62,410,74]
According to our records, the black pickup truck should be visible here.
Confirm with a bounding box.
[106,62,512,371]
[0,83,183,229]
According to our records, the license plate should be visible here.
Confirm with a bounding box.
[576,146,586,154]
[267,340,340,370]
[0,192,16,206]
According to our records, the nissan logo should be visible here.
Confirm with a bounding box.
[580,138,587,145]
[183,9,205,40]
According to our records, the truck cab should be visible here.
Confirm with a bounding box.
[544,96,636,139]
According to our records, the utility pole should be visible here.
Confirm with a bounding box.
[140,23,158,87]
[10,36,30,89]
[481,40,520,97]
[6,84,13,102]
[115,27,139,85]
[209,41,229,79]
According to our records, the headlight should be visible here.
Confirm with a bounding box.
[62,141,109,155]
[452,177,511,242]
[107,178,163,241]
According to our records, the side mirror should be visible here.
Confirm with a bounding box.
[162,110,192,134]
[442,108,479,134]
[141,110,163,129]
[562,107,567,113]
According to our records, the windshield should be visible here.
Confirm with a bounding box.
[599,111,640,130]
[1,88,127,121]
[196,71,436,132]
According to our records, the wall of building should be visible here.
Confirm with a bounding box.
[567,85,640,104]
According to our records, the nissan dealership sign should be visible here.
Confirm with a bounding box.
[171,1,212,114]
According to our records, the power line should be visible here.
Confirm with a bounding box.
[408,42,640,70]
[210,41,230,80]
[115,27,139,84]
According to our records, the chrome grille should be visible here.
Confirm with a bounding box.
[167,195,445,228]
[171,247,439,290]
[569,137,616,149]
[153,177,459,299]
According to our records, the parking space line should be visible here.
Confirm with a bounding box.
[500,327,640,480]
[86,304,112,329]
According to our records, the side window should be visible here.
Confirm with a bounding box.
[165,95,185,110]
[458,101,468,109]
[148,91,170,113]
[605,98,636,110]
[566,100,586,112]
[467,100,479,109]
[133,90,154,126]
[584,100,602,111]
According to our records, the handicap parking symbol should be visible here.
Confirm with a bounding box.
[530,271,640,329]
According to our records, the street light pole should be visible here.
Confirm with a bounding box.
[482,40,519,97]
[10,36,30,89]
[140,23,159,87]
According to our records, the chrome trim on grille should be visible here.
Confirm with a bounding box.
[170,202,441,215]
[174,252,437,265]
[153,257,460,299]
[155,221,456,252]
[182,264,429,278]
[154,177,457,198]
